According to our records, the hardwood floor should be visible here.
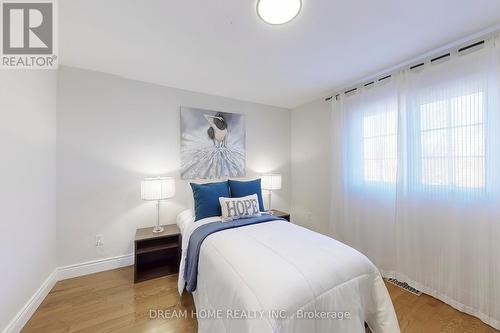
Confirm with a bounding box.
[22,266,497,333]
[22,267,196,333]
[385,282,498,333]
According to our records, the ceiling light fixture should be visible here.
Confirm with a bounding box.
[257,0,302,25]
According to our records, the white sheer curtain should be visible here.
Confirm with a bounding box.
[331,35,500,329]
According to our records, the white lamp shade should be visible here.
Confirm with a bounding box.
[141,177,175,200]
[261,174,282,190]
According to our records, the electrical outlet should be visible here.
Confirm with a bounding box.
[95,234,104,247]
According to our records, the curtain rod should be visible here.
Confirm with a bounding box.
[326,40,484,101]
[324,25,500,102]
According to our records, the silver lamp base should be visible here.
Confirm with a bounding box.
[152,225,164,233]
[152,200,164,234]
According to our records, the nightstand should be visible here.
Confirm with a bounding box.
[269,209,290,221]
[134,224,181,283]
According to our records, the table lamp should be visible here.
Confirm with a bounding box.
[261,174,282,211]
[141,176,175,233]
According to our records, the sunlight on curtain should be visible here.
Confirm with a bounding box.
[331,35,500,330]
[406,71,489,201]
[420,92,485,188]
[334,81,399,272]
[363,110,397,183]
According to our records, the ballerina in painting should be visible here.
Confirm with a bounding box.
[204,113,228,147]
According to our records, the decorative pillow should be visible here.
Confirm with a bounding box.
[228,179,265,211]
[219,194,261,222]
[190,181,230,221]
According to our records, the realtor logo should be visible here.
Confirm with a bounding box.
[1,0,57,69]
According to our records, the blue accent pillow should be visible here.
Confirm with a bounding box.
[228,179,265,211]
[190,181,230,221]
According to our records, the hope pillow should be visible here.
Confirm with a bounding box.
[219,194,262,222]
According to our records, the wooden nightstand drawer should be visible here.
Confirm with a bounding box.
[136,236,179,254]
[269,209,290,221]
[134,224,181,283]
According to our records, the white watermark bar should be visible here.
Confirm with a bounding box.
[149,309,351,321]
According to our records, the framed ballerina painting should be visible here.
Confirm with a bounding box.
[180,106,246,179]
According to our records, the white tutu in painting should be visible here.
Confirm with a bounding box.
[180,107,246,179]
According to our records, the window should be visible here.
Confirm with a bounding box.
[419,92,485,188]
[362,111,397,183]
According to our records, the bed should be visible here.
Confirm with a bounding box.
[176,211,400,333]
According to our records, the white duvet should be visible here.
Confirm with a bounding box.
[178,215,400,333]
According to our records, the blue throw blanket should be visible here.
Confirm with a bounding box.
[184,215,285,292]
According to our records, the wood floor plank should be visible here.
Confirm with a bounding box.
[21,266,497,332]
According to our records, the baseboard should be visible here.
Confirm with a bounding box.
[57,253,134,280]
[2,269,58,333]
[3,253,135,333]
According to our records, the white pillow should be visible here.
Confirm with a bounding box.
[219,194,261,222]
[176,209,194,236]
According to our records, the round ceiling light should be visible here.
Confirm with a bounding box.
[257,0,302,25]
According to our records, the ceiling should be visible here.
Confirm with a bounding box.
[60,0,500,109]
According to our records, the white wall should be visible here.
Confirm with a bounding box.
[290,98,332,235]
[0,71,57,331]
[56,66,291,267]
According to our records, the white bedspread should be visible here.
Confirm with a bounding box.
[179,218,400,333]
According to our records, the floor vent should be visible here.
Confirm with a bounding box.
[387,278,422,296]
